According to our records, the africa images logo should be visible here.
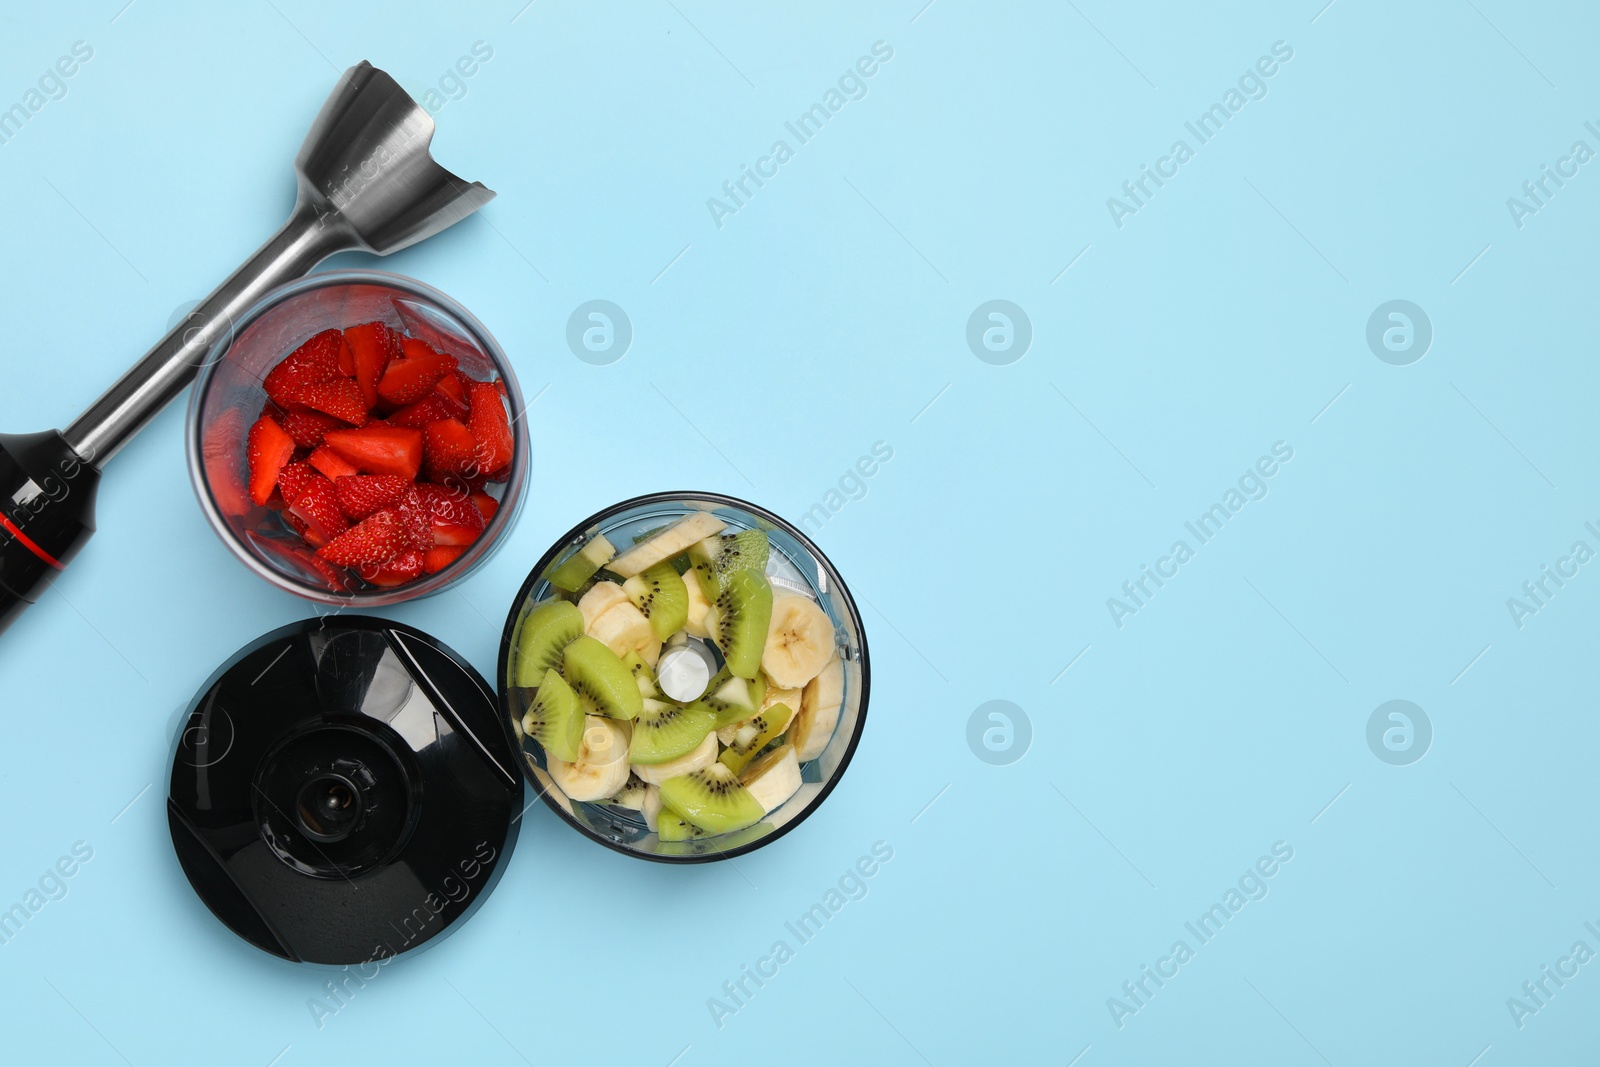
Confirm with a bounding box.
[1106,442,1294,628]
[1107,841,1296,1029]
[1105,41,1294,229]
[706,841,895,1030]
[705,41,895,229]
[0,40,93,148]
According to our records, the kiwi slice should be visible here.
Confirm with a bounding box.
[719,702,794,774]
[514,600,584,687]
[603,772,649,810]
[629,698,716,765]
[622,651,660,699]
[688,530,769,597]
[657,813,709,842]
[686,669,762,729]
[520,669,584,762]
[622,562,690,641]
[562,636,644,720]
[545,534,616,593]
[711,570,773,679]
[659,762,765,834]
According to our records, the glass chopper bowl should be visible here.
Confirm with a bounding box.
[497,492,870,862]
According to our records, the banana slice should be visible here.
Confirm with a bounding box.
[682,568,713,638]
[642,784,664,831]
[547,716,632,802]
[763,683,803,714]
[791,656,842,762]
[587,601,658,660]
[741,744,802,814]
[701,606,721,650]
[528,761,573,815]
[639,637,662,669]
[578,581,630,630]
[609,512,727,578]
[631,729,717,786]
[761,595,836,689]
[718,683,802,745]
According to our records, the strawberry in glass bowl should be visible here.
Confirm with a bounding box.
[188,271,528,604]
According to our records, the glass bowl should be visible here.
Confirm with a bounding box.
[497,492,870,862]
[185,270,529,606]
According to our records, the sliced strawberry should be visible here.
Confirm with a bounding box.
[276,461,320,505]
[246,530,350,592]
[286,474,348,547]
[377,341,458,406]
[390,492,436,551]
[309,556,351,590]
[308,445,360,481]
[436,467,503,495]
[269,405,348,450]
[333,475,412,521]
[413,483,486,546]
[344,321,403,409]
[422,545,465,574]
[430,514,484,548]
[246,416,296,506]
[317,510,405,567]
[364,549,426,587]
[470,490,499,522]
[202,407,253,517]
[263,329,344,408]
[421,418,480,478]
[291,377,370,426]
[465,381,514,473]
[322,425,424,480]
[436,372,468,406]
[387,387,469,429]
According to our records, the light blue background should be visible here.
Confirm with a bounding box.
[1,1,1595,1063]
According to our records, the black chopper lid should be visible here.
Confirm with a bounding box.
[167,616,522,965]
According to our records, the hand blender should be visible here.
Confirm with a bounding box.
[0,62,495,635]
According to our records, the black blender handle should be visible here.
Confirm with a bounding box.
[0,431,99,635]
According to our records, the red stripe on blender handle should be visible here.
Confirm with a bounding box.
[0,512,64,570]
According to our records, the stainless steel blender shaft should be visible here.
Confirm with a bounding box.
[0,61,495,635]
[62,205,343,465]
[63,60,495,466]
